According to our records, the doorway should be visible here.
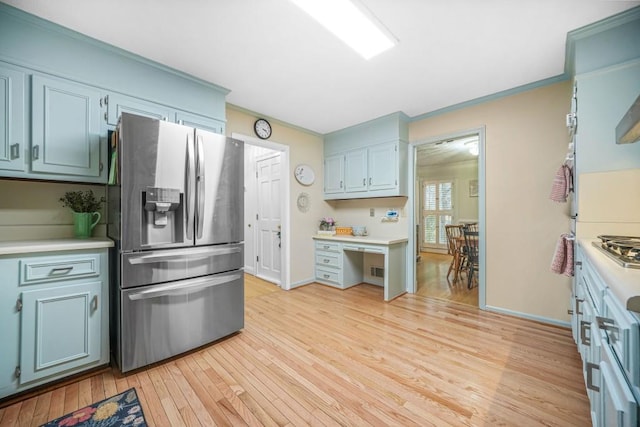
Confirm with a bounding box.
[233,132,290,290]
[409,129,485,308]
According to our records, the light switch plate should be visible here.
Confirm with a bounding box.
[369,208,375,217]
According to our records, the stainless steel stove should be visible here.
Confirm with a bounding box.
[592,235,640,269]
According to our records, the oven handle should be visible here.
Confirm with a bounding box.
[127,272,242,300]
[127,246,242,265]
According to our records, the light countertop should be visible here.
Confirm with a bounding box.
[579,239,640,314]
[312,234,408,245]
[0,238,114,256]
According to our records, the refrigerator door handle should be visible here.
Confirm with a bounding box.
[196,134,205,239]
[127,273,242,300]
[186,133,195,240]
[127,246,242,264]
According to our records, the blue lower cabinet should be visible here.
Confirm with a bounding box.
[19,280,102,383]
[0,248,109,399]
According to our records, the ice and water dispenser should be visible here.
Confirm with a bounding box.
[141,187,184,246]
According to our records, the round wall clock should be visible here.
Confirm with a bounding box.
[294,164,315,186]
[254,118,272,139]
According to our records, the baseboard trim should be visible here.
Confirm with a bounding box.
[484,305,570,328]
[290,277,315,289]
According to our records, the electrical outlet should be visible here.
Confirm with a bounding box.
[369,208,375,217]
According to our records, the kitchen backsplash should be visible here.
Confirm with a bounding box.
[325,197,409,237]
[576,168,640,238]
[0,180,107,241]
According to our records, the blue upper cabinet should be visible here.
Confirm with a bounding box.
[0,64,26,172]
[323,113,409,200]
[31,74,105,180]
[0,3,229,183]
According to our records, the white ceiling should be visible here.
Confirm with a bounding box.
[2,0,639,136]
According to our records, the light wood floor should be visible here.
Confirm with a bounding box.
[0,276,589,426]
[417,252,479,306]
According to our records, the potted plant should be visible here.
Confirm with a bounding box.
[60,190,106,238]
[318,217,336,235]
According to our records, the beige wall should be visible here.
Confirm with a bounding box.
[410,80,574,322]
[226,106,325,286]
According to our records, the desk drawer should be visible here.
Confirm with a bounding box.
[315,252,341,268]
[315,266,340,285]
[315,241,341,253]
[342,244,385,254]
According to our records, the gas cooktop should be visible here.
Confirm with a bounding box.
[592,235,640,269]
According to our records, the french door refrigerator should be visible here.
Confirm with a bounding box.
[108,113,244,372]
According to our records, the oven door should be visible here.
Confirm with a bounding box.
[119,270,243,372]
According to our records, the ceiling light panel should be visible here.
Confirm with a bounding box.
[290,0,396,60]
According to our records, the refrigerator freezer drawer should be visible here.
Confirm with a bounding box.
[121,243,243,288]
[118,270,244,372]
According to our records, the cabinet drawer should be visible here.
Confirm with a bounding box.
[20,254,101,285]
[582,260,606,314]
[315,253,341,268]
[315,241,341,253]
[342,244,385,254]
[315,266,340,285]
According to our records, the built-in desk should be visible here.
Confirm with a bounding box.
[312,235,408,301]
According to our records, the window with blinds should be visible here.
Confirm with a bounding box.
[422,181,454,248]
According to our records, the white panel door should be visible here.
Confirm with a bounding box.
[256,154,281,284]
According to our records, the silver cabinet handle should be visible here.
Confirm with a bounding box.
[323,245,330,249]
[32,145,40,160]
[575,298,584,316]
[369,177,372,185]
[10,143,20,160]
[586,362,600,392]
[50,266,73,276]
[596,316,619,333]
[580,320,591,346]
[362,178,366,186]
[323,259,330,263]
[340,180,343,188]
[323,274,330,279]
[91,295,98,311]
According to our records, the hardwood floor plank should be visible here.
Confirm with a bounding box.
[29,392,51,427]
[1,275,589,427]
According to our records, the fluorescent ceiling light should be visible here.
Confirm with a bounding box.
[290,0,396,60]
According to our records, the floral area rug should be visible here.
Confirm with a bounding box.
[40,388,147,427]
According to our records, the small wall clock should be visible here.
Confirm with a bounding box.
[294,164,315,186]
[254,118,272,139]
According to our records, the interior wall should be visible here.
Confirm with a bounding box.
[325,197,408,238]
[410,80,574,323]
[226,106,325,287]
[0,180,107,240]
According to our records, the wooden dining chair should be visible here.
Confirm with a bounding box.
[445,225,465,283]
[462,228,479,289]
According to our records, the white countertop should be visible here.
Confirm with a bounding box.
[579,239,640,314]
[312,234,408,245]
[0,238,114,256]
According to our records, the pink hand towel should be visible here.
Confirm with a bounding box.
[551,234,574,277]
[549,165,571,202]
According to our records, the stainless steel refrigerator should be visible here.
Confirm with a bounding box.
[108,112,244,372]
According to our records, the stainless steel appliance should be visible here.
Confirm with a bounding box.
[592,235,640,269]
[108,113,244,372]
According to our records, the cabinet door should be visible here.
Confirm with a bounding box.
[0,64,25,172]
[175,110,224,134]
[106,93,173,125]
[344,148,367,192]
[20,281,102,383]
[324,154,344,194]
[31,75,103,178]
[368,142,397,191]
[599,346,638,427]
